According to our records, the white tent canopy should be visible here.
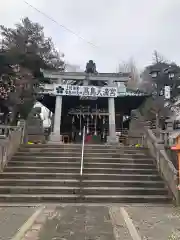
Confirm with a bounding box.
[33,102,52,127]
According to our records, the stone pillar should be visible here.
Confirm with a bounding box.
[107,97,118,144]
[49,77,63,143]
[165,119,173,131]
[18,119,26,144]
[49,95,63,142]
[106,79,118,144]
[165,119,174,146]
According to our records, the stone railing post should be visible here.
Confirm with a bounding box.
[0,126,23,171]
[165,119,174,146]
[18,119,26,144]
[145,120,152,128]
[156,139,164,172]
[165,119,174,131]
[160,131,165,143]
[144,127,179,204]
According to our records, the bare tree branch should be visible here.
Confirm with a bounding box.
[118,58,140,89]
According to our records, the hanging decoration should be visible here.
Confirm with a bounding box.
[123,115,130,122]
[72,116,75,124]
[94,104,97,136]
[87,106,90,134]
[72,116,75,141]
[102,116,105,139]
[79,108,82,136]
[87,117,89,134]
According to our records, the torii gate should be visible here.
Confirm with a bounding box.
[40,70,129,144]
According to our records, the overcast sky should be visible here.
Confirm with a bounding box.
[1,0,180,72]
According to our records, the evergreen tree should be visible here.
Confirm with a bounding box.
[0,17,64,123]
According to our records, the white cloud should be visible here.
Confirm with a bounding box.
[0,0,180,72]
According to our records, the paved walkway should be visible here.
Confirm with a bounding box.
[126,205,180,240]
[1,204,180,240]
[0,207,35,240]
[38,206,115,240]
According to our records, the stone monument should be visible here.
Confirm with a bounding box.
[26,107,45,143]
[85,60,97,74]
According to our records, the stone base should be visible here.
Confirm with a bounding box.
[107,136,119,145]
[48,133,63,144]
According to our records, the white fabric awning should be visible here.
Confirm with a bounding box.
[169,130,180,139]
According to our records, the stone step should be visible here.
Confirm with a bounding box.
[0,172,80,179]
[0,186,168,195]
[0,186,80,194]
[0,194,79,203]
[83,194,171,203]
[82,180,166,188]
[15,152,147,158]
[0,143,171,204]
[0,172,162,180]
[21,144,82,149]
[4,166,158,174]
[0,179,166,187]
[81,195,171,203]
[12,156,82,161]
[84,146,147,150]
[9,161,156,169]
[0,179,80,186]
[82,173,161,181]
[0,194,171,203]
[21,144,147,150]
[18,148,148,154]
[15,152,82,156]
[19,148,82,153]
[84,153,148,157]
[12,156,154,162]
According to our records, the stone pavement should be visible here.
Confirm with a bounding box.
[125,205,180,240]
[35,205,180,240]
[38,206,116,240]
[0,207,35,240]
[1,204,180,240]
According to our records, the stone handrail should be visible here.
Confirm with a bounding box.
[152,129,171,146]
[144,127,179,203]
[0,126,24,172]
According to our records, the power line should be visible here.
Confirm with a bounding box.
[22,0,98,48]
[22,0,123,66]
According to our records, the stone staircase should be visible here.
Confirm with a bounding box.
[0,144,172,203]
